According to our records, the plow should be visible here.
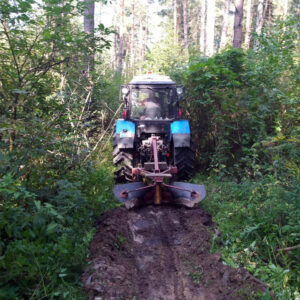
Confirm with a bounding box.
[113,74,206,209]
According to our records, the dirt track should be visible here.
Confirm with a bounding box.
[82,205,266,300]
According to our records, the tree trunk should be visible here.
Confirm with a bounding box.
[113,0,118,70]
[253,0,264,49]
[117,0,124,74]
[255,0,264,36]
[196,8,201,49]
[233,0,244,48]
[84,0,94,34]
[139,8,144,73]
[283,0,288,16]
[261,0,270,29]
[130,2,135,70]
[206,0,215,56]
[173,0,177,44]
[183,0,188,49]
[10,97,18,152]
[177,1,182,44]
[200,0,206,54]
[220,0,230,49]
[268,0,272,29]
[83,0,95,75]
[244,0,253,48]
[145,0,151,61]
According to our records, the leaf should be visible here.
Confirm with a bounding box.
[34,200,41,210]
[46,222,58,234]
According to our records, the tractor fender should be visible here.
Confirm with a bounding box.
[171,120,191,148]
[115,119,135,149]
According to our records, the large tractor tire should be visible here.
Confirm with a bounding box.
[113,144,134,183]
[174,147,194,180]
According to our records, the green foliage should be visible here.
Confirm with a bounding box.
[173,17,299,181]
[188,17,300,299]
[199,176,300,299]
[146,25,189,75]
[0,0,119,298]
[0,166,116,299]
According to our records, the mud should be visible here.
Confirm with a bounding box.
[82,206,267,300]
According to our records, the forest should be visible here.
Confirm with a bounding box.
[0,0,299,299]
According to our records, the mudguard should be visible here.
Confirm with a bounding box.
[171,120,191,134]
[171,120,191,147]
[115,119,135,149]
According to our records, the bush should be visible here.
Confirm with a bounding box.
[197,176,300,299]
[0,166,116,299]
[175,17,299,180]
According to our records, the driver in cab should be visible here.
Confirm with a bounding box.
[141,96,161,119]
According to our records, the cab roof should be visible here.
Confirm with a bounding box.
[129,74,176,85]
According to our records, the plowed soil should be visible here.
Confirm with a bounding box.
[82,206,267,300]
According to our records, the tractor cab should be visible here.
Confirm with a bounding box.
[122,75,183,121]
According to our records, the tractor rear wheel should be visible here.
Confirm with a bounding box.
[113,144,134,183]
[174,147,194,180]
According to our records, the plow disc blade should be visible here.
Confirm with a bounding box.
[114,182,151,209]
[164,182,206,208]
[114,181,206,209]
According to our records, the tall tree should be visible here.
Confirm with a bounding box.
[261,0,271,29]
[220,0,231,49]
[255,0,264,36]
[200,0,206,54]
[283,0,289,16]
[173,0,178,44]
[244,0,253,48]
[206,0,215,56]
[233,0,244,48]
[117,0,125,74]
[254,0,269,49]
[183,0,188,49]
[177,0,182,44]
[139,4,144,73]
[113,0,118,70]
[84,0,95,75]
[130,1,136,70]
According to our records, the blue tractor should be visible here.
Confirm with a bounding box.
[113,74,205,209]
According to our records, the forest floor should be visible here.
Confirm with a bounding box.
[82,205,268,300]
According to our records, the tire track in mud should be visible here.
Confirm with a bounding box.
[83,206,267,300]
[129,208,186,300]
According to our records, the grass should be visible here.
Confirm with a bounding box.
[192,174,300,300]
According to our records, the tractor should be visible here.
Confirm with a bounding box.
[113,74,205,209]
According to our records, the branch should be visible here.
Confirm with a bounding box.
[83,103,123,162]
[22,57,69,81]
[278,244,300,252]
[1,20,21,82]
[19,27,44,75]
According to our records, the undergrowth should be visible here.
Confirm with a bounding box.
[0,160,118,299]
[195,174,300,299]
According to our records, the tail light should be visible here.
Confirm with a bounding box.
[122,109,128,118]
[178,109,182,118]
